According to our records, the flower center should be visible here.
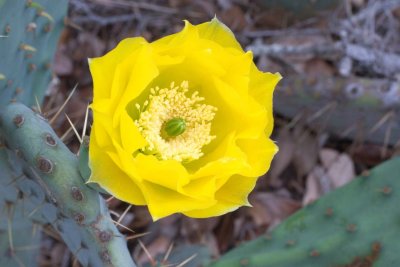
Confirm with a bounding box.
[134,81,217,162]
[162,118,186,137]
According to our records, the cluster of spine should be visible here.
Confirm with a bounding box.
[209,156,400,267]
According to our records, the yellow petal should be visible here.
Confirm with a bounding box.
[219,51,252,97]
[134,153,190,191]
[89,37,147,101]
[237,136,278,177]
[184,173,260,218]
[151,20,200,54]
[142,181,216,220]
[109,139,141,182]
[181,176,216,200]
[216,175,257,205]
[90,112,113,148]
[249,66,282,136]
[187,132,248,178]
[212,77,268,139]
[119,110,147,153]
[113,45,159,128]
[183,199,243,218]
[89,145,146,205]
[196,17,243,51]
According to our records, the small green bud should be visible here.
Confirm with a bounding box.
[164,118,186,137]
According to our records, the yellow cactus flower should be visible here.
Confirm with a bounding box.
[88,18,281,220]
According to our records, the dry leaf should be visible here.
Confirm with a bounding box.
[269,128,295,185]
[220,5,247,31]
[248,192,301,229]
[293,127,319,178]
[73,32,106,61]
[303,166,331,205]
[53,46,73,76]
[304,58,335,78]
[326,153,355,188]
[319,148,339,169]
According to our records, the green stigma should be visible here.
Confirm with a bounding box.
[163,118,186,137]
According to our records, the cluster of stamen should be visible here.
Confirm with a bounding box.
[134,81,217,162]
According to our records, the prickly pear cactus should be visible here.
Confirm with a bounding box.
[0,149,44,267]
[0,2,68,266]
[0,0,68,106]
[209,156,400,267]
[0,206,41,267]
[0,103,137,267]
[0,1,135,266]
[275,75,400,145]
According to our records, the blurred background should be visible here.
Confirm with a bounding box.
[41,0,400,266]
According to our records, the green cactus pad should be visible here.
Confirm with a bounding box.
[0,103,137,267]
[0,1,68,266]
[0,148,44,267]
[275,75,400,145]
[210,157,400,267]
[0,0,67,106]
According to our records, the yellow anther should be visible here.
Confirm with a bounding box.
[135,81,216,162]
